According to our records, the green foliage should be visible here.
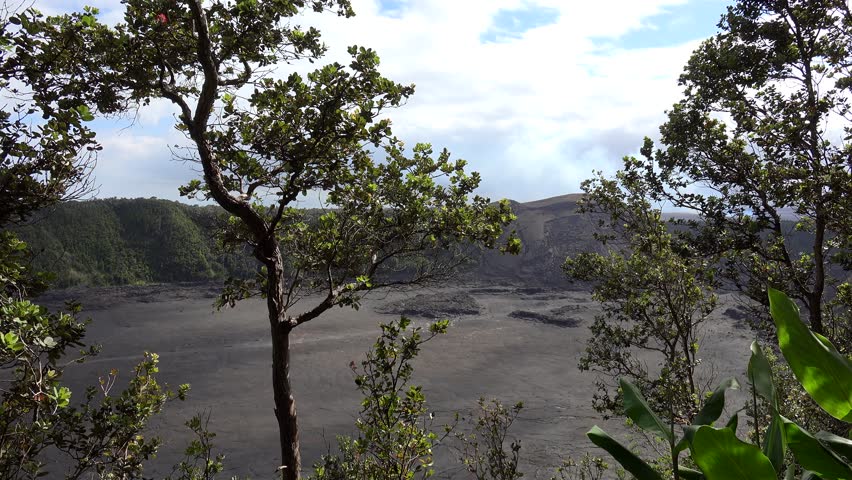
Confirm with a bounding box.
[313,325,531,480]
[690,426,775,480]
[549,453,622,480]
[692,378,740,429]
[781,417,851,479]
[0,5,239,476]
[748,343,776,411]
[50,1,518,474]
[0,231,50,297]
[166,411,231,480]
[56,0,519,306]
[565,179,716,422]
[14,199,257,287]
[768,288,852,422]
[112,199,217,282]
[745,342,787,471]
[572,0,852,456]
[454,398,524,480]
[621,378,674,444]
[756,345,849,443]
[587,290,852,480]
[0,234,186,477]
[15,200,150,286]
[0,5,121,226]
[310,317,448,480]
[0,233,232,479]
[257,144,519,314]
[589,376,741,480]
[587,426,662,480]
[600,0,852,349]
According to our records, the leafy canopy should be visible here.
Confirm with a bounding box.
[614,0,852,345]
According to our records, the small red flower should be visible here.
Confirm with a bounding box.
[155,12,168,24]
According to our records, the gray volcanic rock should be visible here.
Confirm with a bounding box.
[53,284,755,479]
[37,282,221,310]
[508,305,583,328]
[472,194,604,287]
[471,193,819,289]
[376,291,481,318]
[550,304,588,314]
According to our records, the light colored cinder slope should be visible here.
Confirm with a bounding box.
[474,193,604,286]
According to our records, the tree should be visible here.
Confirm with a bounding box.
[311,317,449,480]
[0,9,177,478]
[586,290,852,480]
[60,2,518,477]
[453,398,524,480]
[0,6,221,477]
[616,0,852,350]
[0,228,197,479]
[564,173,717,426]
[0,4,129,227]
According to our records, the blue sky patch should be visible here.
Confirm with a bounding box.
[376,0,408,18]
[594,0,727,49]
[481,5,560,43]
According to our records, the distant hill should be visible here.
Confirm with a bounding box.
[12,196,604,288]
[28,195,788,288]
[471,194,604,286]
[14,198,257,287]
[474,195,816,286]
[12,195,824,289]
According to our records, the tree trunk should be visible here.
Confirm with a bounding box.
[809,214,826,336]
[272,321,300,480]
[265,252,301,480]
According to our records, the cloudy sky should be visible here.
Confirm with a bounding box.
[37,0,728,203]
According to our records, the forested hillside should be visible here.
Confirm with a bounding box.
[15,196,604,288]
[15,198,256,287]
[17,196,817,290]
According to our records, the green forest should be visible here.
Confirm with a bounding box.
[1,0,851,479]
[15,199,255,286]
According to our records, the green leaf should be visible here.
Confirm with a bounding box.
[694,377,740,426]
[748,342,776,410]
[2,332,24,352]
[763,413,785,474]
[815,431,852,462]
[681,409,742,455]
[620,378,673,443]
[52,386,71,408]
[586,426,662,480]
[676,425,698,454]
[692,426,776,480]
[769,288,852,422]
[75,105,95,122]
[782,417,852,479]
[678,466,705,480]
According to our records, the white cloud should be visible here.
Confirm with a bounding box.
[92,126,201,201]
[30,0,713,202]
[296,0,702,200]
[131,99,183,128]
